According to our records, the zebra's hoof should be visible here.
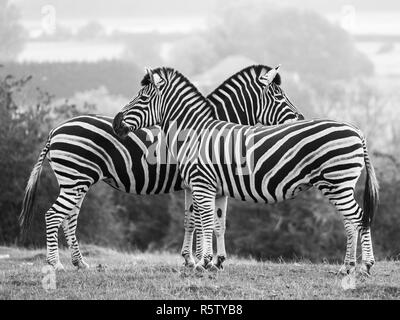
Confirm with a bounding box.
[359,263,372,277]
[76,260,90,270]
[183,261,195,268]
[194,263,207,273]
[216,263,224,271]
[54,261,65,272]
[338,263,355,276]
[182,254,195,268]
[215,256,226,271]
[206,263,219,273]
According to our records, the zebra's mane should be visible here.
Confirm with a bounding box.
[208,65,281,97]
[140,67,212,110]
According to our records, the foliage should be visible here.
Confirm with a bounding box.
[1,61,143,99]
[113,192,172,251]
[0,69,126,248]
[226,190,346,262]
[0,71,51,244]
[167,1,372,81]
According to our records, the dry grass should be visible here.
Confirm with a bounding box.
[1,245,399,300]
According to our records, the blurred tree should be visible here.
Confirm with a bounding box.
[225,189,346,262]
[76,21,106,39]
[163,192,186,250]
[1,61,143,99]
[206,1,373,81]
[166,34,220,76]
[113,192,172,251]
[0,70,50,243]
[121,33,168,68]
[0,0,26,61]
[0,68,127,248]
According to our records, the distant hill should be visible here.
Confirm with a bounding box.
[1,60,142,99]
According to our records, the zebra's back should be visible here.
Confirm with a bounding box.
[197,119,365,203]
[48,115,183,195]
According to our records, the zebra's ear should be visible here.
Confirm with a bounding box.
[261,64,281,86]
[153,72,164,89]
[145,67,155,83]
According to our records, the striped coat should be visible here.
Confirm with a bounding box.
[113,67,378,275]
[20,65,302,270]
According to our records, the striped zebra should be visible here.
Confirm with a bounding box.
[19,65,302,270]
[181,65,303,269]
[113,67,379,276]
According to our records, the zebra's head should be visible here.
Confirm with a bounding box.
[257,65,304,125]
[113,67,165,138]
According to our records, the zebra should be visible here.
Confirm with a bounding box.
[19,65,302,270]
[113,67,379,276]
[181,64,303,269]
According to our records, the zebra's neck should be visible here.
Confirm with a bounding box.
[208,92,258,126]
[158,80,215,160]
[161,99,214,144]
[206,67,263,125]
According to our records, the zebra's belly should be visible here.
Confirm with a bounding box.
[218,170,313,203]
[101,162,184,195]
[206,119,365,203]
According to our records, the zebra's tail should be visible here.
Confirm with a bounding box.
[361,136,379,228]
[19,133,52,237]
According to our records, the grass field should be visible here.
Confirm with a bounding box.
[1,245,399,300]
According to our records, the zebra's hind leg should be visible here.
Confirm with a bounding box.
[192,187,218,273]
[193,196,228,270]
[359,226,375,277]
[338,219,358,275]
[320,185,361,275]
[45,188,86,270]
[214,196,228,270]
[61,195,89,270]
[181,189,196,268]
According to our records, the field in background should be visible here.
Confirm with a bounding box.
[1,245,399,300]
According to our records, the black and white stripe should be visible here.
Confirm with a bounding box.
[20,65,301,269]
[113,67,378,275]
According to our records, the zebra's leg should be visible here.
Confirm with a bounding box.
[359,226,375,276]
[338,219,358,275]
[193,196,228,269]
[181,189,196,267]
[46,188,85,270]
[61,195,89,269]
[192,188,218,272]
[321,185,361,275]
[214,196,228,270]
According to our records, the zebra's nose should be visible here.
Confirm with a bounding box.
[113,112,129,138]
[297,113,305,120]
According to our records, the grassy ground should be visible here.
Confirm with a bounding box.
[1,245,399,300]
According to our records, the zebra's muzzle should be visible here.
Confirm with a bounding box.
[113,112,130,138]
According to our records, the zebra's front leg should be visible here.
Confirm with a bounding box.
[214,196,228,270]
[359,225,375,277]
[192,189,218,272]
[61,197,89,270]
[180,189,196,268]
[338,219,358,275]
